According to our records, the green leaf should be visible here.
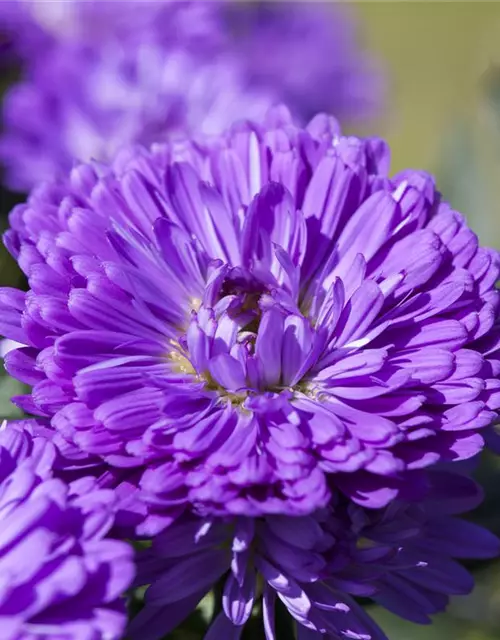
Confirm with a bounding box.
[0,374,26,419]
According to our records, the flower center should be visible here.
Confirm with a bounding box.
[167,265,320,406]
[168,349,196,376]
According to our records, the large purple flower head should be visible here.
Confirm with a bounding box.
[1,107,499,531]
[130,469,498,639]
[0,421,135,640]
[0,0,382,190]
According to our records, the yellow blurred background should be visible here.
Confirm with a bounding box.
[353,2,500,247]
[356,2,499,169]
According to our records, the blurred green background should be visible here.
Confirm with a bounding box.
[2,2,500,639]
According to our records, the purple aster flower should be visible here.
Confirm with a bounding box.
[1,107,499,531]
[0,0,382,190]
[129,469,498,639]
[0,421,135,640]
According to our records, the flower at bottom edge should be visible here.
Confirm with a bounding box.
[129,469,499,640]
[0,421,135,640]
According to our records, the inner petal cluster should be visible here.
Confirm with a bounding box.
[177,270,317,402]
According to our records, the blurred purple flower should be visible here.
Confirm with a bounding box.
[223,1,382,122]
[0,41,271,191]
[0,0,219,59]
[130,469,498,640]
[0,0,382,190]
[0,421,135,640]
[1,108,498,530]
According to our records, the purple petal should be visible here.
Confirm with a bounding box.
[204,612,243,640]
[263,585,277,640]
[208,353,247,392]
[146,549,228,606]
[255,307,285,387]
[223,570,256,626]
[128,590,206,640]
